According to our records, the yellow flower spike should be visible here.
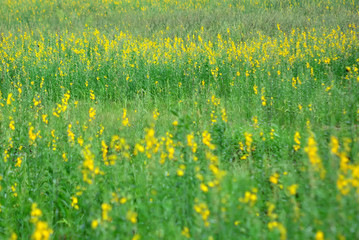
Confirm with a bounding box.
[253,85,258,95]
[244,132,253,152]
[7,93,14,105]
[122,108,130,126]
[330,136,339,156]
[304,135,326,179]
[202,131,216,150]
[89,107,96,122]
[293,131,301,151]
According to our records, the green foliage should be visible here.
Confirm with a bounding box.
[0,0,359,239]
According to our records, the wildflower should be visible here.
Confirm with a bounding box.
[101,203,112,221]
[181,227,190,238]
[268,221,287,240]
[91,219,99,229]
[15,157,22,167]
[202,131,215,150]
[30,203,42,222]
[67,124,75,145]
[194,202,210,227]
[71,197,79,210]
[305,135,326,179]
[29,126,40,144]
[122,108,130,126]
[120,197,127,204]
[7,93,14,105]
[177,169,185,177]
[132,234,141,240]
[270,129,275,139]
[126,210,138,224]
[62,153,68,162]
[315,231,325,240]
[252,116,258,129]
[10,232,17,240]
[270,173,279,184]
[238,189,257,206]
[293,131,301,151]
[187,133,197,153]
[287,184,298,195]
[9,119,15,131]
[200,183,209,193]
[89,107,96,122]
[261,88,266,106]
[244,132,253,152]
[101,140,109,165]
[41,115,48,124]
[153,109,159,120]
[330,136,339,156]
[32,221,53,240]
[253,85,258,94]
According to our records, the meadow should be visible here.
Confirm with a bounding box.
[0,0,359,239]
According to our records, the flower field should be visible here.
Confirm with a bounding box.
[0,0,358,239]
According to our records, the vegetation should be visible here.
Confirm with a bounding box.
[0,0,358,239]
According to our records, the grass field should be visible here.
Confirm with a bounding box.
[0,0,359,239]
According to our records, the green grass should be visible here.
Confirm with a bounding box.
[0,0,359,239]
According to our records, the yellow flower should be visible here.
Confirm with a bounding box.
[181,227,190,238]
[330,136,339,156]
[101,203,112,222]
[132,234,141,240]
[15,157,22,168]
[122,108,130,126]
[126,210,138,224]
[269,173,279,184]
[31,221,53,240]
[89,107,96,121]
[10,232,17,240]
[244,132,253,152]
[253,85,258,94]
[71,197,79,210]
[91,219,99,229]
[287,184,298,195]
[293,132,301,151]
[7,93,14,105]
[41,115,48,124]
[315,231,325,240]
[200,183,209,193]
[202,131,215,150]
[120,197,127,204]
[177,169,184,177]
[153,109,159,120]
[9,120,15,131]
[31,203,42,221]
[305,135,326,179]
